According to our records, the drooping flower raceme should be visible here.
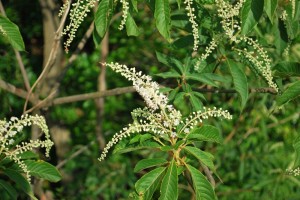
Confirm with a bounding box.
[99,62,232,162]
[0,114,54,182]
[184,0,199,52]
[105,62,168,111]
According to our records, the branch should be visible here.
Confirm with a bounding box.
[0,1,31,92]
[23,0,72,112]
[24,86,136,112]
[0,79,37,104]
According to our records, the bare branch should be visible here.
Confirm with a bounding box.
[23,0,72,112]
[0,79,37,104]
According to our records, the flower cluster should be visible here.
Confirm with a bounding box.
[195,38,217,70]
[105,62,168,110]
[184,0,199,51]
[0,114,54,181]
[214,0,278,92]
[62,0,98,52]
[286,167,300,176]
[58,0,70,17]
[99,63,232,161]
[119,0,129,30]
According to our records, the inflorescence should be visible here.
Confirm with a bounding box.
[0,114,54,182]
[99,62,232,161]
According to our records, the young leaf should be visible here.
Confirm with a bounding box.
[125,12,140,36]
[186,164,216,200]
[0,15,25,51]
[24,160,62,182]
[227,59,248,110]
[3,169,37,200]
[187,125,222,144]
[264,0,278,24]
[94,0,113,38]
[184,146,215,171]
[276,81,300,106]
[241,0,264,34]
[159,159,178,200]
[154,0,171,41]
[134,158,168,173]
[0,180,18,200]
[135,167,166,200]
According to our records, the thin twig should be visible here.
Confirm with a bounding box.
[200,162,216,188]
[0,79,37,104]
[56,141,95,169]
[0,1,31,92]
[23,0,72,112]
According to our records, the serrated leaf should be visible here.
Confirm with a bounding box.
[24,160,61,182]
[274,62,300,77]
[227,59,248,110]
[159,159,178,200]
[241,0,264,34]
[186,73,218,87]
[184,146,215,171]
[264,0,278,24]
[186,164,216,200]
[277,81,300,106]
[156,52,184,73]
[3,169,37,200]
[189,93,203,111]
[0,15,25,51]
[156,71,181,78]
[94,0,113,37]
[113,140,161,154]
[135,167,166,200]
[134,158,168,173]
[187,125,222,143]
[0,180,17,200]
[293,136,300,167]
[125,12,140,36]
[154,0,171,41]
[18,151,39,160]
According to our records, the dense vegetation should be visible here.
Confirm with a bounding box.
[0,0,299,199]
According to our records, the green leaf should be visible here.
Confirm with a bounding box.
[130,0,138,12]
[187,125,222,144]
[94,0,113,37]
[241,0,264,34]
[159,159,178,200]
[134,158,168,173]
[156,70,181,79]
[135,167,166,200]
[184,146,215,171]
[277,81,300,106]
[186,73,218,87]
[125,12,140,36]
[0,15,25,51]
[154,0,171,41]
[156,52,184,73]
[264,0,278,24]
[189,93,203,111]
[0,180,17,200]
[113,140,161,154]
[24,160,62,182]
[227,59,248,110]
[3,168,37,200]
[274,62,300,78]
[18,151,39,160]
[293,136,300,167]
[186,164,216,200]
